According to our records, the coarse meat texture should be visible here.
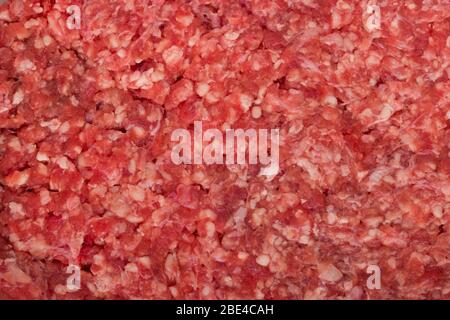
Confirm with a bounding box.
[0,0,449,300]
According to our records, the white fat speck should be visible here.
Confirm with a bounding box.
[202,286,211,296]
[12,90,24,105]
[56,156,72,170]
[9,202,26,218]
[234,207,247,224]
[41,119,61,132]
[196,83,210,97]
[33,6,44,14]
[162,46,183,65]
[323,95,338,107]
[199,209,217,220]
[150,70,164,82]
[59,121,70,134]
[125,263,138,273]
[175,14,193,27]
[256,255,270,267]
[117,49,126,58]
[251,106,262,119]
[274,59,284,69]
[297,158,320,181]
[327,211,337,225]
[340,165,350,177]
[224,31,240,41]
[8,137,22,151]
[239,94,253,112]
[205,221,216,237]
[318,263,343,282]
[24,19,39,29]
[432,205,443,219]
[238,252,248,260]
[17,59,36,73]
[43,35,53,46]
[40,190,51,205]
[36,152,49,162]
[0,10,11,22]
[379,105,394,121]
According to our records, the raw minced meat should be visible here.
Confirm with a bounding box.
[0,0,449,299]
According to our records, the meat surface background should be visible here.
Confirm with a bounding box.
[0,0,449,299]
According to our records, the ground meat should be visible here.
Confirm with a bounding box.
[0,0,449,300]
